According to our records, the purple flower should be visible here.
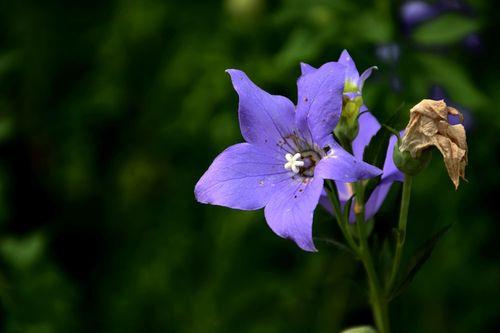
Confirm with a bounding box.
[195,63,382,251]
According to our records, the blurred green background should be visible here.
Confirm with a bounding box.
[0,0,498,332]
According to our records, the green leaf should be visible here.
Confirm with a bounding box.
[413,14,480,45]
[419,54,486,109]
[362,103,406,170]
[342,195,354,224]
[362,128,390,171]
[341,326,377,333]
[389,224,453,300]
[383,101,408,130]
[0,232,45,269]
[314,237,355,256]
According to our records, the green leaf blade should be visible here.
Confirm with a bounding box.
[413,14,480,45]
[389,224,453,300]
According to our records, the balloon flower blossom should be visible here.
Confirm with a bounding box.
[195,62,382,251]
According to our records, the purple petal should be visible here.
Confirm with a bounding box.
[195,143,289,210]
[300,62,317,76]
[381,134,405,182]
[226,69,296,152]
[315,137,382,182]
[359,66,377,91]
[364,179,394,220]
[264,176,324,251]
[363,135,404,219]
[338,50,360,85]
[352,112,381,160]
[295,62,346,144]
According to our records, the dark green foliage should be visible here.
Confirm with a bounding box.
[0,0,498,332]
[388,224,453,301]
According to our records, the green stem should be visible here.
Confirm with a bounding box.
[387,175,413,292]
[354,182,390,333]
[325,180,358,252]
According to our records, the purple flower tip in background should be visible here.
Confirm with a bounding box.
[430,85,473,130]
[462,33,482,52]
[376,43,401,64]
[195,63,382,251]
[400,1,439,28]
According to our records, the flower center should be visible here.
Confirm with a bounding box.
[284,150,321,177]
[284,153,304,174]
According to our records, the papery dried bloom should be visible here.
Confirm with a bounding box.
[399,99,468,189]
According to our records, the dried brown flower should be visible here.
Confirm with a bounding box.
[399,99,468,189]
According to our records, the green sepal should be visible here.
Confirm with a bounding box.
[393,144,432,176]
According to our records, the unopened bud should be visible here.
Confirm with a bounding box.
[393,139,431,175]
[334,96,363,148]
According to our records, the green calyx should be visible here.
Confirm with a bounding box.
[334,96,363,149]
[393,141,432,176]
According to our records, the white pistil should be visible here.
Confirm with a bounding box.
[284,153,304,174]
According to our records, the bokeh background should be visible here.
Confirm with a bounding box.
[0,0,499,332]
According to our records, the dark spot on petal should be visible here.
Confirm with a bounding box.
[294,195,298,198]
[299,189,303,192]
[323,146,331,153]
[304,97,309,102]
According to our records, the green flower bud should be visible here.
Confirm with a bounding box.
[334,96,363,149]
[393,139,432,176]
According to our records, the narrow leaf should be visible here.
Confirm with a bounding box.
[314,237,355,256]
[362,102,406,170]
[389,224,453,300]
[341,326,377,333]
[419,54,486,109]
[362,128,390,170]
[342,195,354,224]
[413,14,480,45]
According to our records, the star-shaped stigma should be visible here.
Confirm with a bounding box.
[284,153,304,174]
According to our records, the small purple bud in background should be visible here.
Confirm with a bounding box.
[430,85,474,130]
[400,1,439,28]
[462,33,482,53]
[376,43,400,64]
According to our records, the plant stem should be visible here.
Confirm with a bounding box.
[354,182,390,333]
[325,181,359,252]
[387,175,413,292]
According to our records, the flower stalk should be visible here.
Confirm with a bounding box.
[328,179,391,333]
[387,175,413,291]
[354,182,390,333]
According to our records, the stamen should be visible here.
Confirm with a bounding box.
[284,153,304,174]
